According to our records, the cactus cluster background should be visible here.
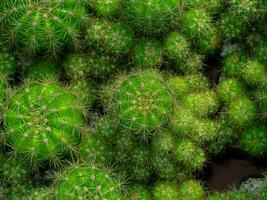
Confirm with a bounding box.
[0,0,267,199]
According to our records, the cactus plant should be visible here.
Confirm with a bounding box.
[3,81,85,167]
[177,52,204,74]
[241,60,266,86]
[178,180,205,200]
[152,181,178,200]
[129,184,152,200]
[89,0,121,18]
[222,51,247,77]
[0,48,17,74]
[0,0,88,57]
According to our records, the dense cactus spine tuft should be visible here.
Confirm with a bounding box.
[178,180,205,200]
[222,51,246,77]
[152,181,178,200]
[129,184,152,200]
[89,0,121,18]
[0,48,17,74]
[3,81,85,167]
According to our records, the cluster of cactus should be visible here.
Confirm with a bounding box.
[0,0,267,200]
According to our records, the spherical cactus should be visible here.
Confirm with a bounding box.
[26,187,54,200]
[0,157,29,184]
[240,124,267,156]
[181,91,219,118]
[217,78,246,104]
[256,85,267,119]
[0,0,88,57]
[177,52,204,74]
[168,76,191,100]
[207,192,225,200]
[132,39,163,69]
[173,139,206,172]
[79,134,112,164]
[86,18,134,54]
[227,97,257,127]
[164,32,190,63]
[178,180,205,200]
[246,32,263,49]
[0,48,17,74]
[129,184,152,200]
[151,132,175,153]
[7,183,34,200]
[3,81,85,167]
[96,116,118,142]
[152,181,178,200]
[25,59,60,80]
[114,132,134,164]
[222,51,247,77]
[53,164,124,200]
[184,73,210,92]
[241,60,266,86]
[253,41,267,65]
[0,73,8,109]
[104,70,173,137]
[122,0,180,34]
[89,0,121,18]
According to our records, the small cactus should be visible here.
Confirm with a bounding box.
[89,0,121,18]
[222,51,247,77]
[178,180,205,200]
[0,48,17,74]
[241,60,266,86]
[152,181,178,200]
[129,184,152,200]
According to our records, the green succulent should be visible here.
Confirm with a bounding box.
[129,184,152,200]
[152,181,178,200]
[89,0,121,18]
[178,180,205,200]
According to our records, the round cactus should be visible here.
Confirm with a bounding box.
[152,181,178,200]
[0,0,88,57]
[178,180,205,200]
[253,41,267,65]
[177,52,204,74]
[129,184,152,200]
[104,70,173,136]
[168,76,191,100]
[89,0,121,18]
[132,39,163,68]
[122,0,180,34]
[240,124,267,156]
[86,18,134,54]
[256,85,267,118]
[96,116,118,142]
[217,78,246,104]
[164,32,190,62]
[53,164,124,200]
[114,132,134,164]
[4,81,85,166]
[79,134,112,164]
[222,51,247,77]
[25,59,60,80]
[151,132,175,153]
[26,187,54,200]
[184,73,210,92]
[227,97,257,127]
[0,73,8,109]
[0,48,16,74]
[173,139,206,172]
[241,60,266,86]
[181,91,219,118]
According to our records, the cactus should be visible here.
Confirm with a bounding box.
[132,39,163,69]
[79,134,112,164]
[178,180,205,200]
[240,124,267,156]
[89,0,121,18]
[129,184,152,200]
[181,91,219,118]
[241,60,266,86]
[53,164,124,200]
[227,97,257,127]
[0,73,8,110]
[253,41,267,65]
[3,80,85,167]
[114,132,134,164]
[256,85,267,119]
[152,181,178,200]
[168,76,191,100]
[0,48,17,74]
[173,139,206,172]
[96,116,118,142]
[103,70,173,137]
[122,0,181,34]
[177,52,204,74]
[151,132,175,153]
[0,0,88,57]
[217,78,246,104]
[184,73,210,92]
[86,18,134,54]
[222,51,247,77]
[25,59,60,80]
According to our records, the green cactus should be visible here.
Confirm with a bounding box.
[241,60,266,86]
[103,70,173,137]
[114,132,134,164]
[152,181,178,200]
[151,132,175,153]
[168,76,191,100]
[240,124,267,156]
[178,180,205,200]
[253,41,267,65]
[25,59,60,80]
[4,80,85,167]
[222,51,247,77]
[132,39,163,68]
[129,184,152,200]
[53,164,124,200]
[79,134,112,164]
[256,85,267,119]
[184,73,210,92]
[227,97,257,127]
[164,32,190,63]
[89,0,121,18]
[96,116,118,142]
[217,78,246,104]
[177,52,204,74]
[86,18,134,54]
[181,91,219,118]
[173,139,206,172]
[0,48,17,74]
[182,0,224,15]
[122,0,180,34]
[0,0,88,57]
[0,73,8,111]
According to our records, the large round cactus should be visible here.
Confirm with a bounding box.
[0,0,88,57]
[104,70,173,136]
[3,81,85,166]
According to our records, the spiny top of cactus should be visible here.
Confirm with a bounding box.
[122,0,181,34]
[108,70,173,136]
[241,60,266,86]
[53,164,124,200]
[222,51,247,77]
[90,0,121,18]
[0,48,17,74]
[129,184,152,200]
[0,0,88,57]
[4,81,85,166]
[152,181,178,200]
